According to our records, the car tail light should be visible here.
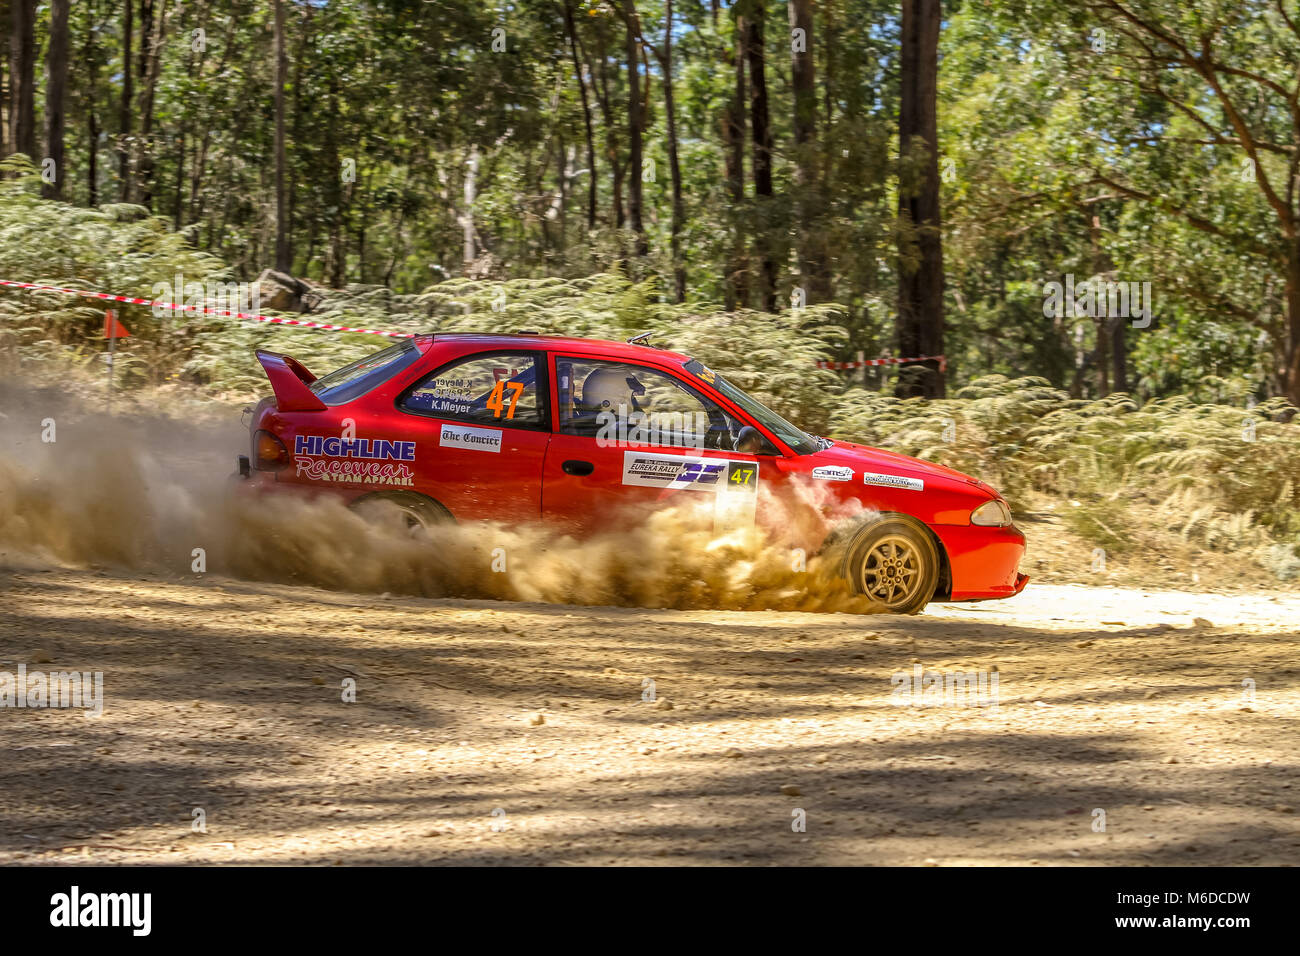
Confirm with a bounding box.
[254,430,291,471]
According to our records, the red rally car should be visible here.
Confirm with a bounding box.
[237,332,1028,614]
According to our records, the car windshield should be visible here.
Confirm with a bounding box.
[681,359,821,455]
[309,339,422,405]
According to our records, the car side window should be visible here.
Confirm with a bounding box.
[556,357,745,451]
[401,352,544,427]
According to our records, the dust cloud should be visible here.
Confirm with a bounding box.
[0,383,878,613]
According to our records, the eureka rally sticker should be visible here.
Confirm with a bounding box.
[621,452,758,493]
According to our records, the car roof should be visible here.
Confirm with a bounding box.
[428,332,693,366]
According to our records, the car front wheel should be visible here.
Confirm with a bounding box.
[842,517,940,614]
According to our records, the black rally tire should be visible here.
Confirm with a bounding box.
[349,491,452,535]
[841,516,941,615]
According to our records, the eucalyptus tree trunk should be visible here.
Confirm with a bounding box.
[461,145,479,266]
[721,5,747,310]
[42,0,69,199]
[9,0,36,161]
[662,0,685,300]
[562,0,597,231]
[117,0,133,200]
[621,0,647,257]
[84,0,100,207]
[274,0,290,271]
[135,0,166,209]
[790,0,828,303]
[895,0,946,398]
[743,0,775,312]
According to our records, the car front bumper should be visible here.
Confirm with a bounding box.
[932,522,1029,601]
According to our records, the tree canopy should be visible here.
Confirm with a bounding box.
[2,0,1299,402]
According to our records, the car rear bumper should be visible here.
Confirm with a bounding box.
[932,522,1028,601]
[233,456,373,509]
[232,457,291,495]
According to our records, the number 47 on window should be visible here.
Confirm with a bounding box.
[487,380,525,419]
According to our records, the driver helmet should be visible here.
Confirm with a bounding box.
[582,366,648,414]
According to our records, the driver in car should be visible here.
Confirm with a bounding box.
[581,366,649,416]
[580,364,762,453]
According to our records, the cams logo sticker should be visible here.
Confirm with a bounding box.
[439,423,503,453]
[811,465,854,482]
[862,471,924,492]
[622,451,757,492]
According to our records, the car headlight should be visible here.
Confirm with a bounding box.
[971,499,1011,527]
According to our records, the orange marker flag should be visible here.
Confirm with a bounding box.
[104,309,131,339]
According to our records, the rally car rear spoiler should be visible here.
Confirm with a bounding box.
[255,350,328,412]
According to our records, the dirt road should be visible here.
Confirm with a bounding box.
[1,566,1296,866]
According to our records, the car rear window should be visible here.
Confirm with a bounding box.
[401,352,545,427]
[309,340,421,405]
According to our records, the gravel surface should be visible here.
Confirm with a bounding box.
[2,568,1296,866]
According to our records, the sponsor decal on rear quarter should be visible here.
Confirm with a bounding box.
[862,471,924,491]
[439,423,503,453]
[811,465,854,481]
[294,457,414,486]
[292,434,417,486]
[294,435,415,460]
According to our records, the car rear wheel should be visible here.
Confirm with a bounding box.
[842,517,940,614]
[350,491,452,537]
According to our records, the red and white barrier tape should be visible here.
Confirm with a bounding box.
[3,278,947,373]
[0,279,415,339]
[817,354,947,373]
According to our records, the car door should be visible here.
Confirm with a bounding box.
[391,349,551,523]
[542,354,766,536]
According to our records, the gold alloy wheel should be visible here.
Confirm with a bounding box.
[860,533,924,608]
